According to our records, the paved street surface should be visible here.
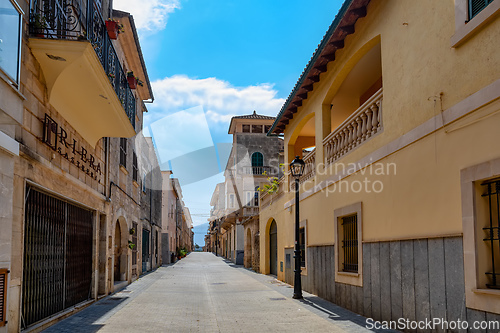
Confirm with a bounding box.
[43,253,394,333]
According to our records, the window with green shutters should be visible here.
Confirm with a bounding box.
[469,0,494,19]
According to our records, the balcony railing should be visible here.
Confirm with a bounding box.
[323,88,383,166]
[242,166,274,176]
[29,0,136,128]
[243,206,259,216]
[300,149,316,183]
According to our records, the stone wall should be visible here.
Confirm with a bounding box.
[284,237,500,332]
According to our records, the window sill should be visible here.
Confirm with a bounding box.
[119,165,128,175]
[337,271,360,277]
[451,0,500,47]
[472,288,500,297]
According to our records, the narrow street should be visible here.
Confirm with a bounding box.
[43,253,388,333]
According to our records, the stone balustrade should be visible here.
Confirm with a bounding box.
[323,88,383,166]
[300,149,316,183]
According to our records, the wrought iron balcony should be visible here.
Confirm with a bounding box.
[28,0,137,145]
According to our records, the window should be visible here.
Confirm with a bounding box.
[242,124,250,133]
[252,124,262,133]
[229,194,235,208]
[245,191,252,206]
[132,152,138,182]
[340,215,358,273]
[0,0,22,85]
[254,186,259,206]
[299,227,306,268]
[120,138,127,167]
[480,179,500,289]
[264,125,271,133]
[0,268,8,327]
[132,222,138,265]
[451,0,500,47]
[251,152,263,175]
[469,0,494,19]
[334,202,362,286]
[142,172,146,192]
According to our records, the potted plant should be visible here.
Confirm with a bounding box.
[32,13,47,37]
[126,71,144,89]
[127,71,137,89]
[129,227,135,235]
[105,19,124,40]
[128,240,135,250]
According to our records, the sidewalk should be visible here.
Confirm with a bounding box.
[43,252,396,333]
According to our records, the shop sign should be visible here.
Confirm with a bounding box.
[42,114,103,182]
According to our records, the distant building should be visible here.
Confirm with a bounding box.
[161,173,193,263]
[207,111,283,269]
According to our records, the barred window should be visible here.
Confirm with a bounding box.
[132,152,138,182]
[481,179,500,289]
[120,138,127,167]
[341,214,358,273]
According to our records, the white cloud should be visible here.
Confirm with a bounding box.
[148,75,285,124]
[113,0,180,31]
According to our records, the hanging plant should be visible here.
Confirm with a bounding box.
[129,227,135,235]
[128,240,135,249]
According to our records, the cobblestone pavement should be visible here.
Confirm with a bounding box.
[43,252,396,333]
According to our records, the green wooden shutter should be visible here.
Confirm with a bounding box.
[469,0,493,19]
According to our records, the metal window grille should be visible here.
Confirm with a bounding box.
[299,227,306,268]
[132,152,138,181]
[482,179,500,289]
[132,222,138,266]
[22,187,93,328]
[469,0,494,19]
[0,269,8,327]
[120,138,127,167]
[341,214,358,273]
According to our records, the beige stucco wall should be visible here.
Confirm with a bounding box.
[259,0,500,296]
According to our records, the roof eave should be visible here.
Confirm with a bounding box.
[267,0,370,136]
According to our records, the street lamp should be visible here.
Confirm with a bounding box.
[290,155,305,299]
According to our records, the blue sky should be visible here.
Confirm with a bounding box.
[114,0,343,237]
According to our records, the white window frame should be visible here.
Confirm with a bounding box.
[451,0,500,47]
[461,158,500,314]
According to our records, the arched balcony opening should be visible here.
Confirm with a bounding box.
[324,42,383,166]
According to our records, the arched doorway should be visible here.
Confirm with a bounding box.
[269,219,277,275]
[114,221,122,281]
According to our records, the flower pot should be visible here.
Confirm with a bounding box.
[127,76,137,89]
[106,20,119,40]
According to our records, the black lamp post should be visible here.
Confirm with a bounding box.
[290,155,305,299]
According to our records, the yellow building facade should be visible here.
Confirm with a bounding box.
[260,0,500,325]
